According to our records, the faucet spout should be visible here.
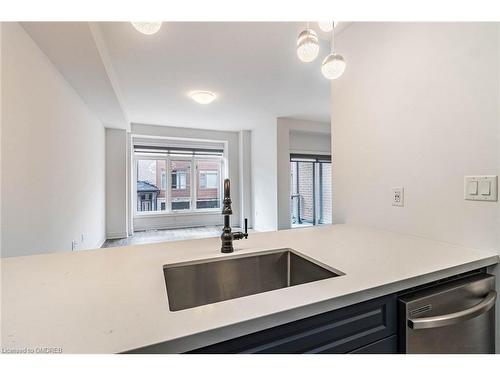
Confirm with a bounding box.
[222,179,232,215]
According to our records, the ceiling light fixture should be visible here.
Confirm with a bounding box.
[321,22,346,80]
[296,27,319,63]
[131,22,162,35]
[190,91,217,104]
[318,21,335,32]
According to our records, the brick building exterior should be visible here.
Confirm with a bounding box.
[291,161,332,225]
[137,158,220,212]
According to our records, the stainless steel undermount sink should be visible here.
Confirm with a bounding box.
[163,248,344,311]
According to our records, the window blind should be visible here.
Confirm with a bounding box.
[290,153,331,163]
[133,145,224,157]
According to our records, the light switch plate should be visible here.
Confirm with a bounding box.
[392,187,404,207]
[464,176,497,201]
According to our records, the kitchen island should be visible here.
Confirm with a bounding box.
[1,224,498,353]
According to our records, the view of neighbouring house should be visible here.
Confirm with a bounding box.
[290,156,332,226]
[136,157,221,213]
[137,180,161,211]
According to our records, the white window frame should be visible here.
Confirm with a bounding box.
[133,152,224,217]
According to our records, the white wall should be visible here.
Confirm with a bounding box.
[105,128,128,239]
[277,118,331,230]
[497,23,500,350]
[251,124,278,232]
[333,22,499,250]
[497,24,500,253]
[0,23,3,256]
[332,22,500,349]
[1,23,106,257]
[131,123,243,230]
[289,129,331,155]
[239,130,253,229]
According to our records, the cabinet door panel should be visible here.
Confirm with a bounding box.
[189,294,397,354]
[349,335,398,354]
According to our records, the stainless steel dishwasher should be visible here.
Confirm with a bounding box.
[398,273,496,354]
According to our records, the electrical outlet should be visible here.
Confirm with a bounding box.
[392,187,404,207]
[72,240,78,251]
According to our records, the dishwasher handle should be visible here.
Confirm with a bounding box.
[408,290,497,330]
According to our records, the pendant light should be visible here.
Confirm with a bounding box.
[296,24,319,63]
[318,21,334,32]
[131,22,162,35]
[321,22,346,80]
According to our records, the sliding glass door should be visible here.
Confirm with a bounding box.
[290,154,332,227]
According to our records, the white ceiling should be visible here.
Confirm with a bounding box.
[23,22,343,132]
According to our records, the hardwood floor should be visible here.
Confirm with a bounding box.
[102,225,225,248]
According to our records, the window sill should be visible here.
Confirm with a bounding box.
[134,209,221,219]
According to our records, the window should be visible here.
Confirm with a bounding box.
[171,171,187,190]
[134,142,224,215]
[196,160,221,209]
[136,159,167,212]
[161,171,167,191]
[170,159,192,210]
[290,154,332,227]
[199,171,218,189]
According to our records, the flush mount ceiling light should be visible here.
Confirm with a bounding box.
[189,91,217,104]
[131,22,162,35]
[318,21,335,32]
[321,22,346,80]
[296,28,319,63]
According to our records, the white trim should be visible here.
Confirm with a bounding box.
[135,209,220,218]
[133,222,220,232]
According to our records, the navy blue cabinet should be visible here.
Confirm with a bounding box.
[349,335,398,354]
[188,294,397,354]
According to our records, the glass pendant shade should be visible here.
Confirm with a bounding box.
[131,22,162,35]
[321,53,346,80]
[296,29,319,63]
[318,22,334,32]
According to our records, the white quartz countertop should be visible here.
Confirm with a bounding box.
[1,224,498,353]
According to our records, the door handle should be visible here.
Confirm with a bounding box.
[408,290,496,330]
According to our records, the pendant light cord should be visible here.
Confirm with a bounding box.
[331,22,335,53]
